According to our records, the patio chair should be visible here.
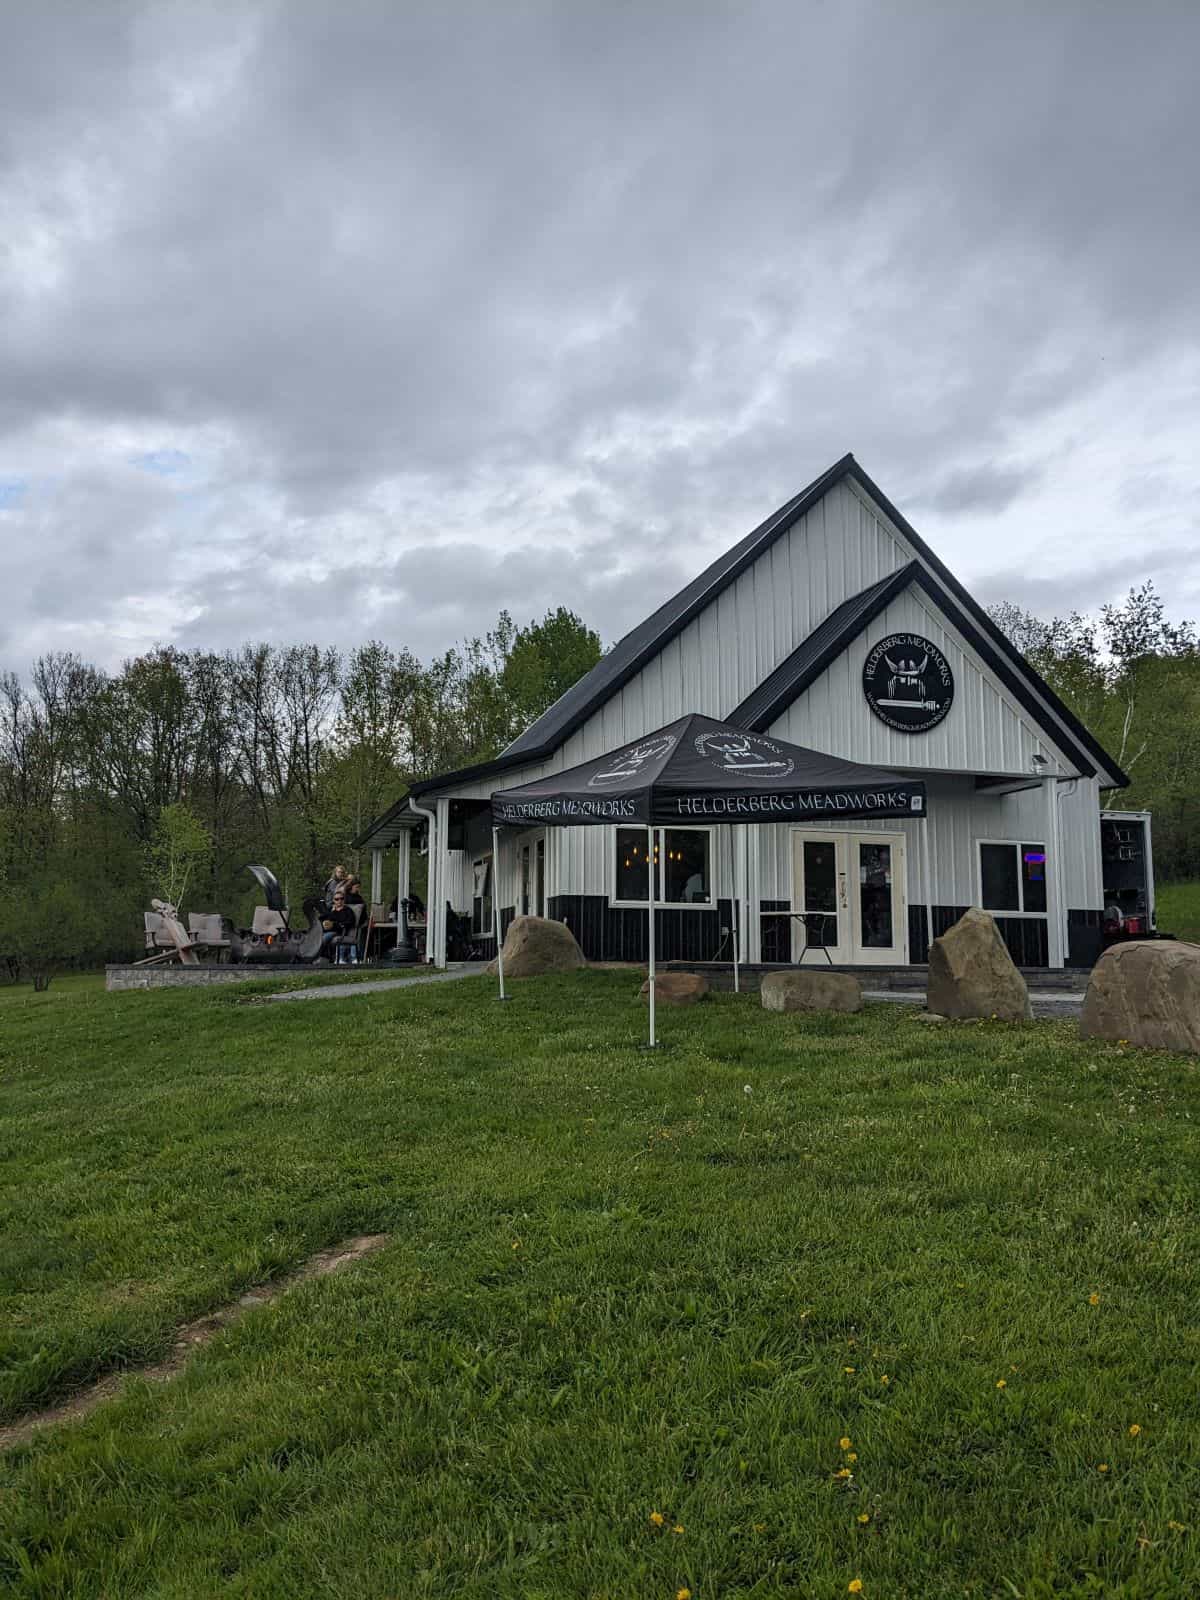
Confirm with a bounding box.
[187,912,231,961]
[251,907,288,937]
[332,903,365,966]
[134,901,200,966]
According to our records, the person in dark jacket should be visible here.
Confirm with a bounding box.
[321,890,356,957]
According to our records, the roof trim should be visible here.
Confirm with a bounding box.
[731,560,1101,779]
[842,460,1128,787]
[411,451,1128,796]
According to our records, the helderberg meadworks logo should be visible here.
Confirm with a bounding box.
[694,729,795,778]
[862,633,954,733]
[586,733,677,788]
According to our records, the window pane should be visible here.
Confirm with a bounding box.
[663,830,710,903]
[981,843,1020,911]
[616,827,652,901]
[802,838,839,947]
[858,841,894,948]
[1021,844,1048,913]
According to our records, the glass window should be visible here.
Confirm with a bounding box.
[472,856,493,936]
[615,828,654,902]
[663,829,710,904]
[980,842,1046,913]
[980,843,1021,911]
[614,828,710,904]
[1021,845,1048,913]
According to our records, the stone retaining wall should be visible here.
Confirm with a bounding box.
[105,964,313,992]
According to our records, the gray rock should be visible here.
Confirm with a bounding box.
[1079,939,1200,1053]
[926,908,1032,1021]
[487,915,586,978]
[638,972,709,1006]
[760,969,862,1014]
[915,1011,948,1023]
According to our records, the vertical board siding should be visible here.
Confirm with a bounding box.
[419,477,1104,940]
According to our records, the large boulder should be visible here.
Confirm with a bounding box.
[487,915,585,978]
[1080,940,1200,1053]
[760,969,862,1014]
[638,972,709,1006]
[926,908,1032,1021]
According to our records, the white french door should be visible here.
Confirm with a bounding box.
[791,831,907,966]
[518,832,547,918]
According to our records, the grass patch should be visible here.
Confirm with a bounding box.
[1,973,1199,1597]
[1156,880,1200,944]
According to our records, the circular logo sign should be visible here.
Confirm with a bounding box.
[694,729,795,779]
[862,633,954,733]
[587,733,677,787]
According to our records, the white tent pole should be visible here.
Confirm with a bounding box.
[492,825,507,1001]
[647,823,656,1047]
[921,811,934,963]
[731,823,740,993]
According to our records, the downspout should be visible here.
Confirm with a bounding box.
[408,795,440,967]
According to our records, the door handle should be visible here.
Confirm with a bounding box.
[838,871,848,909]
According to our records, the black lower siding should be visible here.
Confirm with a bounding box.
[535,897,1095,969]
[548,895,733,964]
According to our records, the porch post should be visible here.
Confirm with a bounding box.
[730,823,740,993]
[371,848,382,906]
[436,796,451,968]
[647,823,656,1048]
[492,825,507,1000]
[1046,776,1065,968]
[920,812,934,962]
[398,829,410,910]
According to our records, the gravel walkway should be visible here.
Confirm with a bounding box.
[863,988,1084,1018]
[262,963,488,1003]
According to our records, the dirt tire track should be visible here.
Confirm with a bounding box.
[1,1233,389,1451]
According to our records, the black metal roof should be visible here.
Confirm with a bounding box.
[405,453,1127,798]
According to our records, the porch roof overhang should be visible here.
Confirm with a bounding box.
[352,798,427,852]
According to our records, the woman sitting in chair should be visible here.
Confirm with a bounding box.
[322,890,357,960]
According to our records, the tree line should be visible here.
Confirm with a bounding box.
[988,582,1200,881]
[2,578,1196,983]
[0,609,601,980]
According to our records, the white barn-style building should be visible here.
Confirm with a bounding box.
[357,454,1127,972]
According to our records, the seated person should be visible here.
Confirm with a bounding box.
[344,877,365,907]
[321,890,357,957]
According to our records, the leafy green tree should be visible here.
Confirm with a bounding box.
[144,803,213,912]
[500,608,602,736]
[0,881,103,989]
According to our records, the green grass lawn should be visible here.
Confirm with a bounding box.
[1,974,1198,1598]
[1156,880,1200,944]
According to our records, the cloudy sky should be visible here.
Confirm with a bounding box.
[2,0,1198,674]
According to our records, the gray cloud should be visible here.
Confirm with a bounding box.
[2,0,1199,673]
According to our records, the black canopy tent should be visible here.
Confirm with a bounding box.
[489,713,928,1045]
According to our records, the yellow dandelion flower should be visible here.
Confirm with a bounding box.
[996,1379,1006,1389]
[1089,1292,1101,1306]
[840,1437,852,1450]
[1129,1423,1141,1437]
[849,1582,864,1595]
[677,1590,692,1600]
[848,1452,858,1463]
[881,1374,890,1385]
[753,1522,766,1533]
[673,1525,684,1535]
[1168,1520,1186,1533]
[649,1510,665,1526]
[1098,1463,1109,1473]
[858,1512,870,1524]
[834,1467,853,1480]
[844,1366,856,1374]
